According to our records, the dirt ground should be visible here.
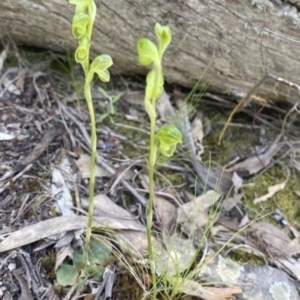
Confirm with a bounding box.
[1,46,300,300]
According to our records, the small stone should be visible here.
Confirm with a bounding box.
[8,263,16,272]
[16,134,26,141]
[1,114,9,121]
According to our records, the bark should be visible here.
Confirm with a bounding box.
[1,0,300,103]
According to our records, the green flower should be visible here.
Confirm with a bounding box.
[75,37,90,63]
[88,54,113,82]
[156,125,182,157]
[72,12,90,39]
[137,38,159,66]
[155,23,172,58]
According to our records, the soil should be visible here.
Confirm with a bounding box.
[0,46,300,300]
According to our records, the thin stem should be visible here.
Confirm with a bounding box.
[84,79,97,255]
[80,0,97,259]
[146,62,161,299]
[147,115,157,298]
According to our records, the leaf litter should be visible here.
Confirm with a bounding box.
[0,44,300,300]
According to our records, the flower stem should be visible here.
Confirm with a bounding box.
[146,63,161,299]
[84,78,97,256]
[147,115,157,298]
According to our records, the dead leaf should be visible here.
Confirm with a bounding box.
[95,267,115,299]
[13,272,34,300]
[90,194,139,221]
[173,277,241,300]
[123,90,144,106]
[226,142,282,176]
[253,180,287,204]
[286,237,300,256]
[0,49,7,71]
[55,245,74,271]
[224,193,243,212]
[156,91,175,123]
[154,196,177,230]
[116,230,149,257]
[155,233,197,276]
[0,132,15,141]
[231,172,243,193]
[21,128,59,165]
[248,222,291,257]
[0,214,145,253]
[177,190,221,235]
[54,231,75,248]
[277,258,300,280]
[210,224,232,237]
[76,153,111,178]
[0,216,87,252]
[15,69,26,92]
[52,168,74,216]
[3,76,21,95]
[192,115,204,144]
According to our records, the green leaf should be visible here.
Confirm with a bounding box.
[73,251,84,268]
[76,278,84,292]
[155,23,172,58]
[74,37,90,63]
[72,12,90,39]
[88,238,111,264]
[93,267,105,281]
[90,54,113,73]
[56,264,78,286]
[83,264,105,281]
[137,38,159,66]
[156,125,182,157]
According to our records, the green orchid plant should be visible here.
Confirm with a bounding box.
[98,87,122,123]
[137,23,182,298]
[69,0,113,256]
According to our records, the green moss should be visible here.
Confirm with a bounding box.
[202,114,259,165]
[41,251,57,280]
[229,248,265,266]
[243,165,300,228]
[156,167,186,190]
